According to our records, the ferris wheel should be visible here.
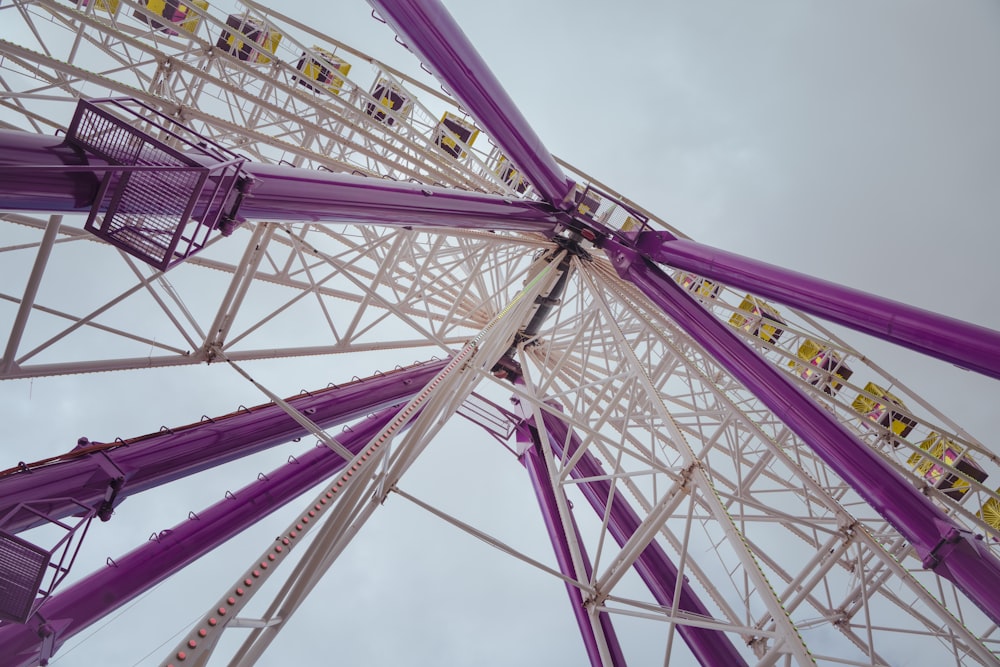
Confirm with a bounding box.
[0,0,999,665]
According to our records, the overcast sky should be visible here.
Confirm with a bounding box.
[2,1,999,665]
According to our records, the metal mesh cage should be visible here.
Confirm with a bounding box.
[0,530,49,624]
[68,98,245,271]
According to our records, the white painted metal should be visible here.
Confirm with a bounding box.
[216,256,564,665]
[1,214,62,373]
[0,2,998,666]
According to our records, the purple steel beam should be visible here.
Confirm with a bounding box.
[0,408,401,666]
[0,360,446,534]
[367,0,576,208]
[635,232,1000,381]
[606,239,1000,626]
[518,428,627,667]
[0,131,561,233]
[0,131,109,212]
[241,162,558,230]
[537,412,750,667]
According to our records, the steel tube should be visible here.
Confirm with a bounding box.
[367,0,576,207]
[241,161,560,231]
[0,408,401,667]
[0,360,445,533]
[636,233,1000,380]
[0,133,108,211]
[0,131,561,233]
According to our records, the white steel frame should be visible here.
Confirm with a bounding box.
[0,1,998,665]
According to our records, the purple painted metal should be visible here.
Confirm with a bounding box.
[0,360,447,535]
[367,0,576,208]
[518,428,627,667]
[606,239,1000,626]
[635,232,1000,381]
[0,408,401,667]
[0,132,110,212]
[0,131,561,233]
[537,411,750,667]
[242,162,559,231]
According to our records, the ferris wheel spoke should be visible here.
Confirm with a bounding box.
[0,360,447,537]
[0,127,559,235]
[369,0,575,207]
[0,401,411,666]
[640,234,1000,381]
